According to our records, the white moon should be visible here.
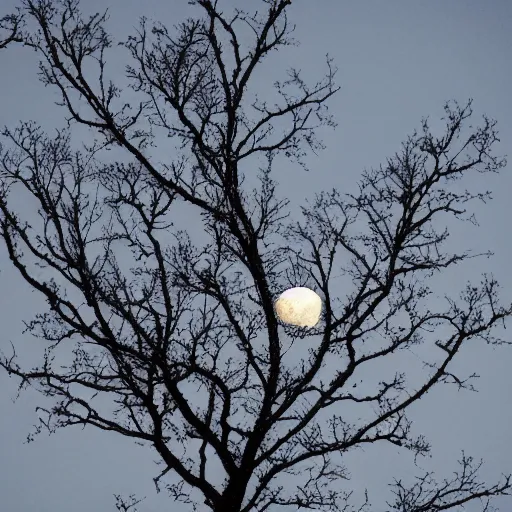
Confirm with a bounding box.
[274,287,322,327]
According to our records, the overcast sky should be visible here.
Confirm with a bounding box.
[0,1,511,511]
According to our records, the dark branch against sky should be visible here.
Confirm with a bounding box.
[0,1,511,512]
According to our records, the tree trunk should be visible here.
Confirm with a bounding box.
[214,478,249,512]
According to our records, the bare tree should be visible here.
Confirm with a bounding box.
[0,1,510,511]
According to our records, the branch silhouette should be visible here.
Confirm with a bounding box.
[0,1,510,511]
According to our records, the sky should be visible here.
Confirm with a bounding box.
[0,1,511,511]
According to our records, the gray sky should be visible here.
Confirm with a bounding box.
[0,1,511,511]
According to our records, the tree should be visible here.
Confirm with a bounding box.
[0,0,510,511]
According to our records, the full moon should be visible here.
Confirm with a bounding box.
[274,287,322,327]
